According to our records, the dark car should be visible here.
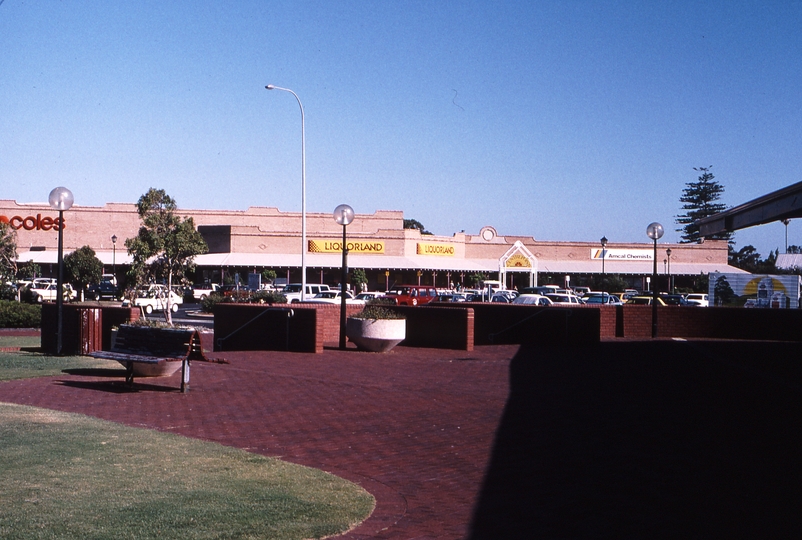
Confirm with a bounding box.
[87,280,119,301]
[662,294,690,306]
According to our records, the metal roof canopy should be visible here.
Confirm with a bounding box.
[697,180,802,236]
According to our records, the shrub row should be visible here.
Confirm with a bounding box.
[0,300,42,328]
[200,291,288,313]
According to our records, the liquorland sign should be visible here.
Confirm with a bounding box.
[416,242,455,256]
[308,239,385,254]
[591,248,653,261]
[0,213,65,231]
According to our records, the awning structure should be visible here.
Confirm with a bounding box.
[776,254,802,270]
[16,250,133,266]
[697,180,802,236]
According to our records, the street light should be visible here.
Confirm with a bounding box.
[646,222,664,338]
[782,218,790,253]
[600,236,608,296]
[666,247,672,294]
[111,234,117,280]
[266,84,307,300]
[334,204,355,350]
[49,186,74,355]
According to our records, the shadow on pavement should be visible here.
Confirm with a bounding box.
[469,340,802,538]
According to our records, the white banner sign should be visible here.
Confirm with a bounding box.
[590,248,653,261]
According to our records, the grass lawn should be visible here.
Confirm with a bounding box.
[0,403,375,539]
[0,344,111,381]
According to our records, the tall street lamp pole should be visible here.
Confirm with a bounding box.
[782,218,790,253]
[111,234,117,279]
[600,236,607,298]
[266,85,307,301]
[334,204,355,350]
[49,187,74,355]
[666,247,672,294]
[647,222,664,338]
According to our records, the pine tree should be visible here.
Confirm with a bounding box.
[675,166,732,243]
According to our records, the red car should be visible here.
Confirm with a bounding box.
[385,285,438,306]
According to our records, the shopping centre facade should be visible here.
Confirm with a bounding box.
[1,199,746,292]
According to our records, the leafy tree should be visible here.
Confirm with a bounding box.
[261,269,277,284]
[403,218,432,235]
[351,268,368,293]
[125,189,208,324]
[0,222,17,285]
[64,245,103,301]
[713,275,736,306]
[465,272,485,288]
[676,166,732,243]
[16,261,41,281]
[787,245,802,254]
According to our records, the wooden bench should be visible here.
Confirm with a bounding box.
[89,325,208,393]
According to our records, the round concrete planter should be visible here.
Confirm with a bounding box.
[346,317,406,353]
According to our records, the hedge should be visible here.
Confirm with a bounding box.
[0,301,42,328]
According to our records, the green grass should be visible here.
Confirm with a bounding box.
[0,403,375,539]
[0,335,40,348]
[0,349,111,381]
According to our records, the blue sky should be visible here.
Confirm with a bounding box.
[2,1,801,257]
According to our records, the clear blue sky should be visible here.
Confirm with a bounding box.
[2,1,800,257]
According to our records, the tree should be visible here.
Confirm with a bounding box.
[351,268,368,293]
[0,222,17,284]
[713,275,736,306]
[64,245,103,301]
[16,261,41,281]
[125,189,208,324]
[261,269,277,285]
[675,166,732,243]
[403,218,432,235]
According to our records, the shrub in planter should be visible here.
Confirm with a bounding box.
[0,300,42,328]
[252,290,288,304]
[347,298,406,353]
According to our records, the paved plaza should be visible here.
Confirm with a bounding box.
[1,337,801,538]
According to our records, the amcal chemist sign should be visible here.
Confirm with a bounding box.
[308,239,385,254]
[590,248,652,261]
[0,213,65,231]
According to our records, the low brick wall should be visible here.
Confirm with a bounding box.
[384,305,474,351]
[462,303,601,346]
[41,303,140,355]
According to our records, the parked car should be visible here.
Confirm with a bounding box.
[305,291,365,305]
[124,285,183,314]
[384,285,439,306]
[354,291,385,302]
[583,293,623,305]
[685,293,709,307]
[28,282,75,303]
[572,286,591,297]
[281,283,332,303]
[662,294,691,306]
[512,294,554,306]
[545,293,583,305]
[192,283,220,301]
[87,279,119,301]
[626,296,667,306]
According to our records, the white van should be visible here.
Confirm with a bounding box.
[282,283,331,303]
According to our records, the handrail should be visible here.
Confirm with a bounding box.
[216,307,294,351]
[487,308,572,344]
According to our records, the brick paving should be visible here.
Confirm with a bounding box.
[0,338,517,539]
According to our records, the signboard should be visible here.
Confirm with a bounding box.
[708,272,802,309]
[0,213,64,231]
[416,242,455,256]
[308,239,385,254]
[590,248,652,261]
[504,253,532,268]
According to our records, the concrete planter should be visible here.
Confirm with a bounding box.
[346,317,406,353]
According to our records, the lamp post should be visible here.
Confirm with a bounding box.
[782,218,790,253]
[646,222,664,338]
[666,247,672,294]
[600,236,607,297]
[266,84,307,300]
[49,187,74,355]
[334,204,355,350]
[111,234,117,280]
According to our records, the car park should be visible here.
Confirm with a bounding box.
[511,294,553,306]
[192,283,220,301]
[545,293,582,305]
[626,296,667,306]
[28,282,75,303]
[305,291,365,305]
[123,285,183,314]
[662,294,691,306]
[583,293,623,305]
[572,286,591,297]
[685,293,709,307]
[87,279,119,301]
[384,285,438,306]
[354,291,385,302]
[281,283,332,303]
